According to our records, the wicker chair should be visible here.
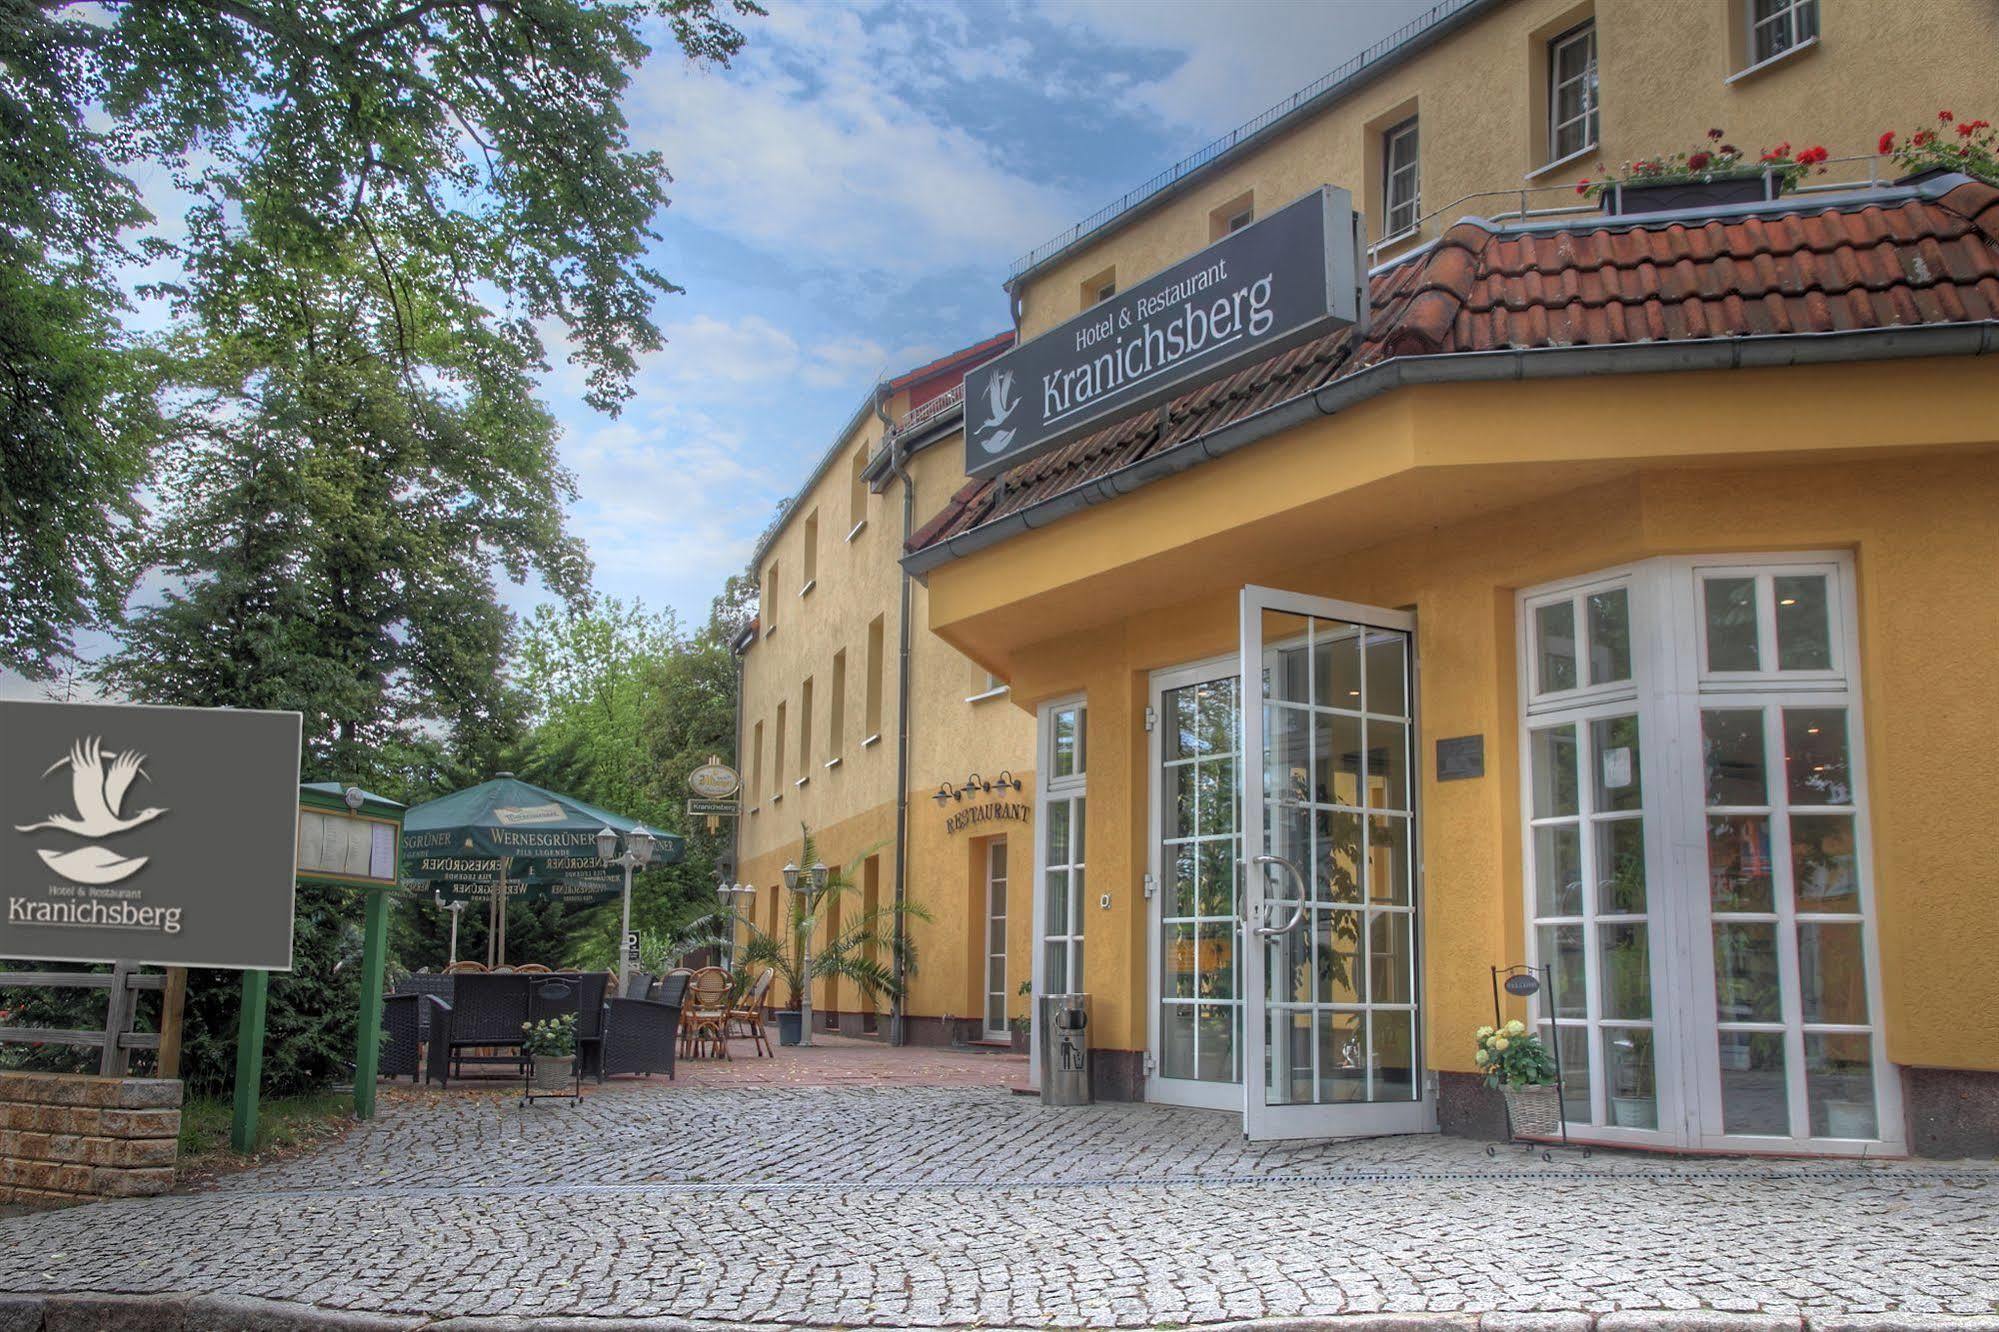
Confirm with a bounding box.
[680,966,732,1060]
[567,972,610,1076]
[426,972,530,1086]
[381,993,422,1080]
[597,973,686,1080]
[444,960,487,974]
[623,972,657,1000]
[728,968,775,1058]
[515,963,553,974]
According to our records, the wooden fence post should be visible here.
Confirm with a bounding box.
[157,968,188,1080]
[100,960,135,1077]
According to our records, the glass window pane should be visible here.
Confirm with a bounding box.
[1315,1011,1367,1103]
[1198,922,1235,1001]
[1310,909,1362,1004]
[1366,814,1411,906]
[1164,923,1197,998]
[1703,709,1767,806]
[1791,814,1861,914]
[1719,1032,1791,1136]
[1046,799,1071,866]
[1367,718,1408,812]
[1786,708,1852,806]
[1539,923,1586,1019]
[1045,941,1067,994]
[1161,1002,1195,1080]
[1531,724,1579,818]
[1368,911,1412,1004]
[1312,711,1364,808]
[1195,1003,1237,1083]
[1603,1027,1658,1129]
[1044,869,1070,944]
[1267,704,1308,807]
[1595,817,1646,914]
[1806,1032,1876,1138]
[1536,600,1578,692]
[1714,922,1783,1023]
[1774,575,1832,670]
[1799,922,1869,1024]
[1198,839,1237,916]
[1707,815,1775,911]
[1586,588,1631,684]
[1704,577,1760,671]
[1073,798,1086,862]
[1053,707,1079,777]
[1070,868,1086,933]
[1534,824,1583,917]
[1169,845,1196,917]
[1599,923,1652,1021]
[1312,626,1361,709]
[1168,686,1200,761]
[1373,1010,1417,1102]
[1543,1022,1591,1123]
[1268,1009,1312,1106]
[1592,714,1642,813]
[1364,630,1406,717]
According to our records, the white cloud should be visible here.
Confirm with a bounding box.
[1037,0,1439,137]
[633,1,1081,276]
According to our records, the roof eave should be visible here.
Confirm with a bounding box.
[902,321,1999,578]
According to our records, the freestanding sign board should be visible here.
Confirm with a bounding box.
[0,700,303,970]
[963,185,1367,480]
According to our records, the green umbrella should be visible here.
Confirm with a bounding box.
[401,773,681,966]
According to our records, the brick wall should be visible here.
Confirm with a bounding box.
[0,1070,181,1205]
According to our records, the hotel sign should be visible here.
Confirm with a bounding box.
[964,186,1366,480]
[1,699,303,970]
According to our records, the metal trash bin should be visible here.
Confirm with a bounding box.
[1039,993,1091,1105]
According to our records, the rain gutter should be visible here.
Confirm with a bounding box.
[901,321,1999,580]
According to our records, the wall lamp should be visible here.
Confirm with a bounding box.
[931,770,1026,805]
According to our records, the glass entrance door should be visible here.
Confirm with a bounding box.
[1241,586,1428,1140]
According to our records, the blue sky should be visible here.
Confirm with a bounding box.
[1,0,1434,700]
[553,0,1433,628]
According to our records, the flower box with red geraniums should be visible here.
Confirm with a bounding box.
[1879,111,1998,186]
[1579,129,1829,215]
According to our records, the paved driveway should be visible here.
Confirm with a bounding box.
[0,1066,1995,1327]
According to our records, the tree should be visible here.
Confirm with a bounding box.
[4,0,761,676]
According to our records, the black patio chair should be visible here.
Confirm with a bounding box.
[623,972,657,1000]
[596,973,686,1081]
[380,993,422,1081]
[392,973,455,1045]
[565,972,610,1076]
[425,972,531,1086]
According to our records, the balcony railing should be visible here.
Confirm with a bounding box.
[1365,153,1901,268]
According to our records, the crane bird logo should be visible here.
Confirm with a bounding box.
[13,737,168,885]
[976,369,1020,456]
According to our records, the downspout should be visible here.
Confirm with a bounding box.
[881,383,916,1047]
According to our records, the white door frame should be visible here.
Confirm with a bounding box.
[982,839,1009,1041]
[1240,585,1434,1141]
[1146,653,1243,1112]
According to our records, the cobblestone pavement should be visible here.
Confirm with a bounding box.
[0,1075,1995,1327]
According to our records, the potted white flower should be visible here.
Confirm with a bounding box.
[521,1013,578,1093]
[1474,1020,1561,1138]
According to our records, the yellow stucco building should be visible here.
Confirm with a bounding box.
[734,0,1999,1156]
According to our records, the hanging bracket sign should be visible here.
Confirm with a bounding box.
[964,185,1367,480]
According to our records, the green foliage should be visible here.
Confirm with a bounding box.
[520,1013,577,1059]
[734,827,927,1012]
[1474,1020,1557,1089]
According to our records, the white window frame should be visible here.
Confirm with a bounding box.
[1547,21,1599,165]
[1030,695,1088,1089]
[1518,553,1901,1155]
[1382,117,1420,241]
[1749,0,1818,68]
[982,839,1010,1041]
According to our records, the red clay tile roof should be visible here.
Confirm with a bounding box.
[909,180,1999,557]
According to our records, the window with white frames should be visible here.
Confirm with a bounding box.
[1750,0,1817,66]
[1520,555,1895,1152]
[1382,118,1420,240]
[1038,699,1087,997]
[1548,21,1598,162]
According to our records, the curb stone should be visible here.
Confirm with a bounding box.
[0,1294,42,1332]
[1598,1318,1802,1332]
[41,1292,191,1331]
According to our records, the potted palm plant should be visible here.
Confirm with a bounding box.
[737,828,928,1045]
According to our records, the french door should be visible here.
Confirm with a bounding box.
[1145,590,1429,1138]
[1241,587,1427,1140]
[1521,555,1900,1153]
[982,841,1009,1041]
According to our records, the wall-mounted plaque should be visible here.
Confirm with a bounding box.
[1435,734,1485,782]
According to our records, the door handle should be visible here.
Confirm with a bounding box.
[1250,854,1308,937]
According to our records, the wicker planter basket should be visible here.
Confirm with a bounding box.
[1500,1082,1562,1138]
[530,1054,573,1093]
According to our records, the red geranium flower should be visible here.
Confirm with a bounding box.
[1796,146,1829,166]
[1708,128,1725,140]
[1960,122,1980,137]
[1914,129,1936,147]
[1878,131,1896,153]
[1939,110,1955,122]
[1687,152,1711,170]
[1576,178,1590,195]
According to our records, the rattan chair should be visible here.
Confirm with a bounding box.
[598,974,685,1080]
[623,972,657,1000]
[516,963,553,974]
[680,966,732,1059]
[728,968,775,1058]
[443,960,487,974]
